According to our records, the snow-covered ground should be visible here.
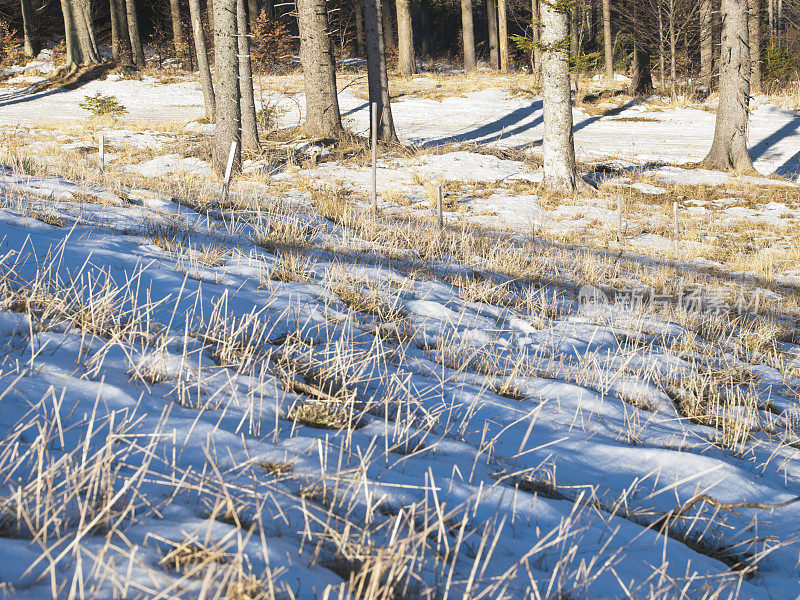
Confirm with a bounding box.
[0,69,800,599]
[4,72,800,178]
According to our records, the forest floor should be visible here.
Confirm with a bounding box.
[1,53,800,599]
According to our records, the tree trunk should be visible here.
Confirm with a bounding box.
[658,2,666,87]
[297,0,344,137]
[189,0,216,120]
[126,0,146,66]
[487,0,499,69]
[109,0,121,61]
[532,0,541,82]
[114,0,134,66]
[248,0,259,29]
[703,0,754,172]
[381,0,397,48]
[208,0,215,33]
[768,0,774,38]
[569,3,579,62]
[669,0,676,99]
[363,0,398,141]
[236,0,259,151]
[541,0,577,192]
[419,0,430,55]
[169,0,187,62]
[356,1,366,56]
[461,0,476,72]
[630,42,653,95]
[60,0,100,68]
[498,0,508,71]
[602,0,612,79]
[700,0,713,90]
[212,0,242,176]
[21,0,39,57]
[396,0,416,75]
[749,0,761,93]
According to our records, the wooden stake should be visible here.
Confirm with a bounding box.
[673,200,680,256]
[98,133,104,175]
[436,185,443,230]
[222,140,237,201]
[371,102,378,212]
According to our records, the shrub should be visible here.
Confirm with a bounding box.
[79,92,128,118]
[0,20,19,66]
[251,10,296,74]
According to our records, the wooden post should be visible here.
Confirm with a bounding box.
[436,185,443,229]
[673,200,679,256]
[222,140,237,201]
[371,102,378,212]
[98,133,105,175]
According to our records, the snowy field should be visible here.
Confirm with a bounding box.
[1,67,800,599]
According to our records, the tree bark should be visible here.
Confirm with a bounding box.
[363,0,398,141]
[703,0,754,172]
[21,0,39,57]
[126,0,146,66]
[114,0,134,66]
[569,3,579,62]
[532,0,542,82]
[109,0,121,61]
[355,0,366,56]
[630,42,653,95]
[700,0,713,90]
[212,0,242,175]
[169,0,187,62]
[248,0,259,29]
[669,0,676,99]
[396,0,416,75]
[237,0,259,151]
[487,0,499,68]
[60,0,100,68]
[381,0,397,48]
[189,0,216,120]
[541,0,577,192]
[461,0,476,72]
[498,0,508,71]
[297,0,344,137]
[749,0,761,93]
[602,0,612,79]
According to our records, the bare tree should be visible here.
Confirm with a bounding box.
[297,0,344,137]
[169,0,188,63]
[59,0,100,69]
[750,0,761,93]
[363,0,398,141]
[212,0,242,175]
[487,0,499,68]
[126,0,146,66]
[498,0,509,71]
[700,0,713,89]
[602,0,612,78]
[237,0,259,151]
[703,0,754,171]
[190,0,216,120]
[461,0,476,72]
[21,0,39,57]
[396,0,416,75]
[541,0,578,191]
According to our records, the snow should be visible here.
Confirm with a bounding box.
[126,154,213,178]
